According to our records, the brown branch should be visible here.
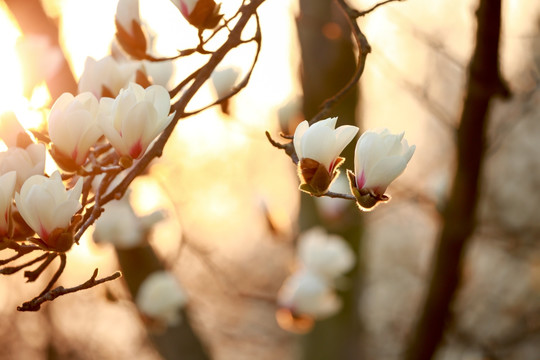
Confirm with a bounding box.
[38,253,66,297]
[24,252,57,282]
[353,0,405,17]
[98,0,266,210]
[404,1,510,359]
[17,269,122,312]
[308,0,372,124]
[0,252,50,275]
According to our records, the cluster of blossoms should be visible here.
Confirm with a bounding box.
[0,80,173,252]
[294,117,416,210]
[276,228,355,331]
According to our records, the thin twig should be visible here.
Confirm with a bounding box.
[0,252,50,275]
[353,0,404,17]
[24,252,57,282]
[38,253,66,297]
[17,269,122,312]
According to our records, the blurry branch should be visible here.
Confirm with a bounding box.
[308,0,372,125]
[388,9,463,68]
[4,0,78,99]
[405,0,510,359]
[17,268,121,312]
[371,51,456,130]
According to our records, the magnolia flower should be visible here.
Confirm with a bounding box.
[98,82,174,160]
[115,0,147,59]
[15,171,82,252]
[277,269,341,319]
[93,190,165,249]
[48,92,102,171]
[170,0,222,29]
[297,227,355,280]
[0,111,32,148]
[0,143,46,190]
[78,56,139,98]
[136,271,188,326]
[0,171,16,238]
[211,67,240,114]
[347,129,415,210]
[293,117,358,195]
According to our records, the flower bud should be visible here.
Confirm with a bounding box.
[348,129,415,210]
[48,92,102,172]
[0,143,46,190]
[115,0,147,59]
[136,271,187,326]
[211,67,240,115]
[170,0,222,29]
[15,171,82,252]
[293,117,358,195]
[0,171,16,238]
[78,56,139,98]
[98,83,174,160]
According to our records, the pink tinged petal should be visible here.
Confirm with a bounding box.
[129,139,144,159]
[123,101,157,152]
[293,120,309,159]
[356,170,366,190]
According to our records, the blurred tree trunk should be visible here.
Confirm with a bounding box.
[117,245,211,360]
[296,0,363,359]
[404,0,510,359]
[4,0,78,100]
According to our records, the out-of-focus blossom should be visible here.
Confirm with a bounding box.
[48,92,102,171]
[98,83,174,160]
[0,143,46,190]
[115,0,147,59]
[136,271,188,326]
[293,117,358,195]
[93,190,165,249]
[170,0,222,29]
[0,112,33,148]
[297,227,355,280]
[15,35,63,97]
[78,56,139,98]
[277,269,341,319]
[15,171,82,252]
[347,129,415,210]
[0,171,16,238]
[211,67,240,114]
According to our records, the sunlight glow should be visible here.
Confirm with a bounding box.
[0,6,24,115]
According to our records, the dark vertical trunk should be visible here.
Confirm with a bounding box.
[405,0,509,359]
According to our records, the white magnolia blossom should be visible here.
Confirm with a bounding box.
[352,129,415,196]
[297,227,355,280]
[15,171,82,250]
[211,66,240,98]
[0,143,46,190]
[294,117,358,172]
[98,82,174,159]
[136,271,188,326]
[277,268,341,319]
[93,190,165,249]
[116,0,140,36]
[0,171,16,237]
[78,56,139,98]
[48,92,102,169]
[170,0,197,18]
